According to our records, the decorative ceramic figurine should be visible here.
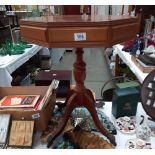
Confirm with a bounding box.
[143,45,155,54]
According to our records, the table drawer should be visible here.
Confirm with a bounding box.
[48,27,108,43]
[20,25,47,42]
[111,23,139,42]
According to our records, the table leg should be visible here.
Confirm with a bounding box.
[115,54,121,77]
[47,48,116,148]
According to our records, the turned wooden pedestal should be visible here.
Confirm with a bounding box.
[47,48,116,147]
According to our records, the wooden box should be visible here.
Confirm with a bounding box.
[35,70,72,98]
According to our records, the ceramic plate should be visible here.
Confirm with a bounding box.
[125,138,152,149]
[115,116,136,134]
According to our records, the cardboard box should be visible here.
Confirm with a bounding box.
[0,86,56,131]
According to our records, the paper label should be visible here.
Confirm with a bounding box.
[11,97,22,105]
[32,113,40,119]
[74,32,86,41]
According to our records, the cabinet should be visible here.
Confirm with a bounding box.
[63,5,81,15]
[135,5,155,34]
[0,13,11,45]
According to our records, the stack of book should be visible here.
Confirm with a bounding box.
[0,81,55,111]
[131,55,155,73]
[0,95,40,109]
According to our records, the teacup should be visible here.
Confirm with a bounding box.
[136,139,145,149]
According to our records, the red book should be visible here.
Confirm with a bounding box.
[0,95,40,108]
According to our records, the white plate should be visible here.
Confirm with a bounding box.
[115,116,136,134]
[125,138,152,149]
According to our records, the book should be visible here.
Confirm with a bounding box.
[131,55,155,73]
[0,114,11,145]
[138,54,155,66]
[36,79,59,110]
[0,95,40,108]
[136,58,155,68]
[8,120,34,148]
[36,81,54,110]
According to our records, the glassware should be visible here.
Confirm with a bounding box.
[136,115,151,141]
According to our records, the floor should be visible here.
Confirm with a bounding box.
[52,48,113,99]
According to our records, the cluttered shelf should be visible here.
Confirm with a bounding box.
[111,15,155,82]
[113,44,148,83]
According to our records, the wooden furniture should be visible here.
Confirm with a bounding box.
[20,15,140,48]
[63,5,91,15]
[20,15,140,148]
[0,13,11,45]
[135,5,155,34]
[63,5,81,15]
[35,70,72,98]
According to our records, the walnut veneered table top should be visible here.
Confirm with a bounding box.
[20,15,140,48]
[20,15,138,27]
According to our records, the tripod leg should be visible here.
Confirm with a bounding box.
[47,93,77,148]
[84,91,117,146]
[64,89,75,105]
